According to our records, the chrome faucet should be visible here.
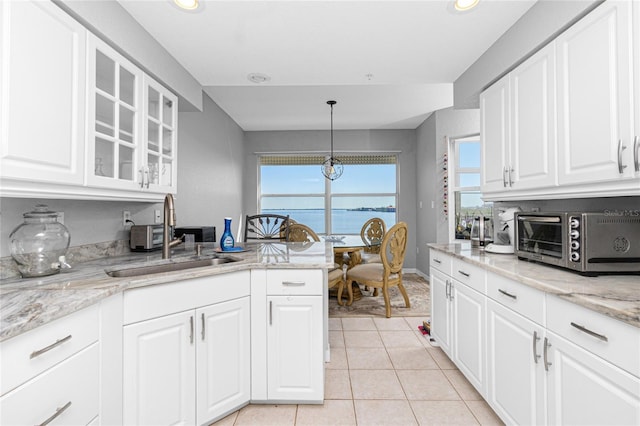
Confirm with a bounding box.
[162,193,184,259]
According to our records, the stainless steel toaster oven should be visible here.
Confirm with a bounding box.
[130,224,163,252]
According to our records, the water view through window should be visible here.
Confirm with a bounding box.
[260,156,397,235]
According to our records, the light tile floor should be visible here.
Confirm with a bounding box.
[213,317,504,426]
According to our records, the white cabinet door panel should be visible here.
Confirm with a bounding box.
[510,43,557,190]
[556,0,634,184]
[487,300,546,426]
[429,269,452,356]
[197,297,250,424]
[0,0,86,185]
[267,296,323,401]
[480,75,510,193]
[451,281,486,396]
[123,310,196,425]
[546,331,640,426]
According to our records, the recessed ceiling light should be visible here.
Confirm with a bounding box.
[247,73,271,84]
[454,0,479,12]
[174,0,198,11]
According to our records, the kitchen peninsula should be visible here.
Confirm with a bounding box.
[0,242,335,425]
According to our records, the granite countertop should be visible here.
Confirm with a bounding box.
[0,241,335,342]
[429,243,640,329]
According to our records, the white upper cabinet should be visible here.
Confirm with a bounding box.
[481,43,557,197]
[556,0,635,186]
[0,1,86,187]
[86,35,144,192]
[480,74,510,193]
[87,35,178,197]
[0,1,177,201]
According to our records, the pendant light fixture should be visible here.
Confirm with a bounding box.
[322,100,343,181]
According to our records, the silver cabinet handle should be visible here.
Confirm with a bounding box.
[508,167,514,187]
[532,331,541,363]
[282,281,305,286]
[139,168,145,188]
[457,270,470,278]
[449,282,454,300]
[570,322,608,342]
[503,166,508,187]
[617,139,627,174]
[201,313,205,341]
[433,258,442,264]
[145,168,150,188]
[634,136,639,172]
[445,280,450,300]
[269,301,273,325]
[30,335,72,359]
[498,289,517,300]
[189,316,194,344]
[543,337,552,371]
[38,401,72,426]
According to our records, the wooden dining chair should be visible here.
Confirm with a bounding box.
[244,214,290,241]
[359,217,386,264]
[345,222,409,317]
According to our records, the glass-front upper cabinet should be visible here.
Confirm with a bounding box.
[143,75,177,193]
[86,34,177,197]
[87,35,143,191]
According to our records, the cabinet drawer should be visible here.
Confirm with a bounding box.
[430,250,452,275]
[0,305,99,395]
[124,271,250,324]
[451,258,486,294]
[487,272,544,325]
[547,295,640,377]
[1,343,99,425]
[266,269,323,295]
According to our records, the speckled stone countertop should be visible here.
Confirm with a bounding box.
[0,241,334,342]
[429,243,640,329]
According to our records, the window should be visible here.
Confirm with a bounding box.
[449,136,492,240]
[259,155,398,235]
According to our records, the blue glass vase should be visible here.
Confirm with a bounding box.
[220,217,235,251]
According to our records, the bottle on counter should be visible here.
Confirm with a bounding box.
[220,217,235,251]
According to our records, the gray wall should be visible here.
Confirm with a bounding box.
[454,0,602,108]
[415,108,481,276]
[243,130,418,269]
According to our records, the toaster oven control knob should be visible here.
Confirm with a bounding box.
[570,218,580,229]
[570,251,580,262]
[570,230,580,240]
[570,240,580,250]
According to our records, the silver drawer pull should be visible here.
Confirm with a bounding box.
[543,337,552,371]
[457,270,470,277]
[190,316,194,344]
[201,313,205,341]
[433,258,442,264]
[39,401,72,426]
[498,289,517,300]
[282,281,305,286]
[532,331,541,363]
[570,322,608,342]
[30,335,72,359]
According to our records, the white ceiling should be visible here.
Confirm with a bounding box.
[119,0,537,131]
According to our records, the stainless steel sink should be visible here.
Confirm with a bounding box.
[105,256,239,277]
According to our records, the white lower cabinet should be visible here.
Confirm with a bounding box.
[487,299,546,425]
[123,272,251,425]
[197,298,250,424]
[545,330,640,425]
[431,249,640,425]
[123,310,196,425]
[430,253,487,396]
[251,269,324,403]
[267,295,323,401]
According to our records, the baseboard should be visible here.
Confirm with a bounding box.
[414,269,429,281]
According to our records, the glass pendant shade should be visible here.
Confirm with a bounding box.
[322,100,343,180]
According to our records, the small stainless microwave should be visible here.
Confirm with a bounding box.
[514,212,640,275]
[130,224,163,252]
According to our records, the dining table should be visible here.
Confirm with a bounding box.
[324,235,382,302]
